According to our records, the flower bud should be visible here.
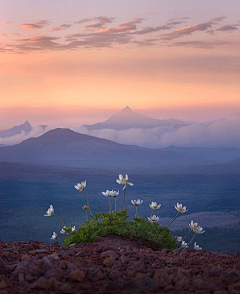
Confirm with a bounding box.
[82,205,89,211]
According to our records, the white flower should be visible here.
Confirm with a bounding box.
[74,180,86,191]
[193,226,205,234]
[147,215,159,223]
[116,174,134,190]
[60,227,67,234]
[176,236,183,242]
[71,226,76,232]
[181,241,188,248]
[44,205,54,216]
[51,232,58,240]
[110,190,119,198]
[149,201,161,210]
[131,199,143,206]
[194,242,202,250]
[102,190,111,197]
[175,203,188,213]
[189,220,199,230]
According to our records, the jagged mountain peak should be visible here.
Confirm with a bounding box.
[0,121,32,138]
[121,106,132,112]
[23,120,31,126]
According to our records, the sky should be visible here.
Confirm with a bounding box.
[0,0,240,129]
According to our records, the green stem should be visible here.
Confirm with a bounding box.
[135,206,138,217]
[167,211,180,227]
[151,209,155,217]
[83,189,92,215]
[114,197,117,211]
[122,188,126,210]
[188,232,197,246]
[53,213,65,227]
[183,229,192,239]
[109,197,111,213]
[86,210,88,221]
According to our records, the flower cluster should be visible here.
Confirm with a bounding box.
[176,220,205,250]
[102,189,119,212]
[44,173,205,250]
[131,199,143,216]
[147,215,159,223]
[44,204,76,240]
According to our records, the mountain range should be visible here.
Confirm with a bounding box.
[79,107,240,149]
[1,107,240,150]
[0,128,240,169]
[0,128,213,168]
[83,106,187,130]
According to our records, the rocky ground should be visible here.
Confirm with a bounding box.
[0,235,239,294]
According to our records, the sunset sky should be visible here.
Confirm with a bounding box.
[0,0,240,128]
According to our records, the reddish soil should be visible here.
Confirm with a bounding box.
[0,235,239,293]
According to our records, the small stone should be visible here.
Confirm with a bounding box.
[189,257,204,265]
[0,281,7,290]
[103,256,115,267]
[135,278,157,291]
[57,250,74,256]
[59,282,73,292]
[193,277,217,291]
[18,273,24,283]
[35,249,50,254]
[68,243,76,247]
[100,250,119,259]
[60,260,68,269]
[21,254,31,262]
[221,271,240,284]
[129,260,145,271]
[68,269,86,282]
[208,267,222,277]
[45,277,63,290]
[154,270,172,288]
[107,280,122,290]
[29,276,47,290]
[165,257,180,264]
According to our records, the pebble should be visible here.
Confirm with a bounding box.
[0,238,239,293]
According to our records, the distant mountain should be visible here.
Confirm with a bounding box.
[83,106,187,130]
[38,125,48,131]
[0,144,6,147]
[0,121,32,138]
[0,128,210,168]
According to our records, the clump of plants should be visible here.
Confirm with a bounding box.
[44,174,205,251]
[63,210,176,250]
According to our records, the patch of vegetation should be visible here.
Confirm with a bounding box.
[63,210,178,250]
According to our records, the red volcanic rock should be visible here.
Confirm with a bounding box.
[0,236,239,293]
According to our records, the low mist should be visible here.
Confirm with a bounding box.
[75,119,240,149]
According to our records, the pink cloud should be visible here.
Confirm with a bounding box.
[50,24,72,32]
[20,20,50,30]
[163,22,213,40]
[1,21,11,25]
[98,18,143,34]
